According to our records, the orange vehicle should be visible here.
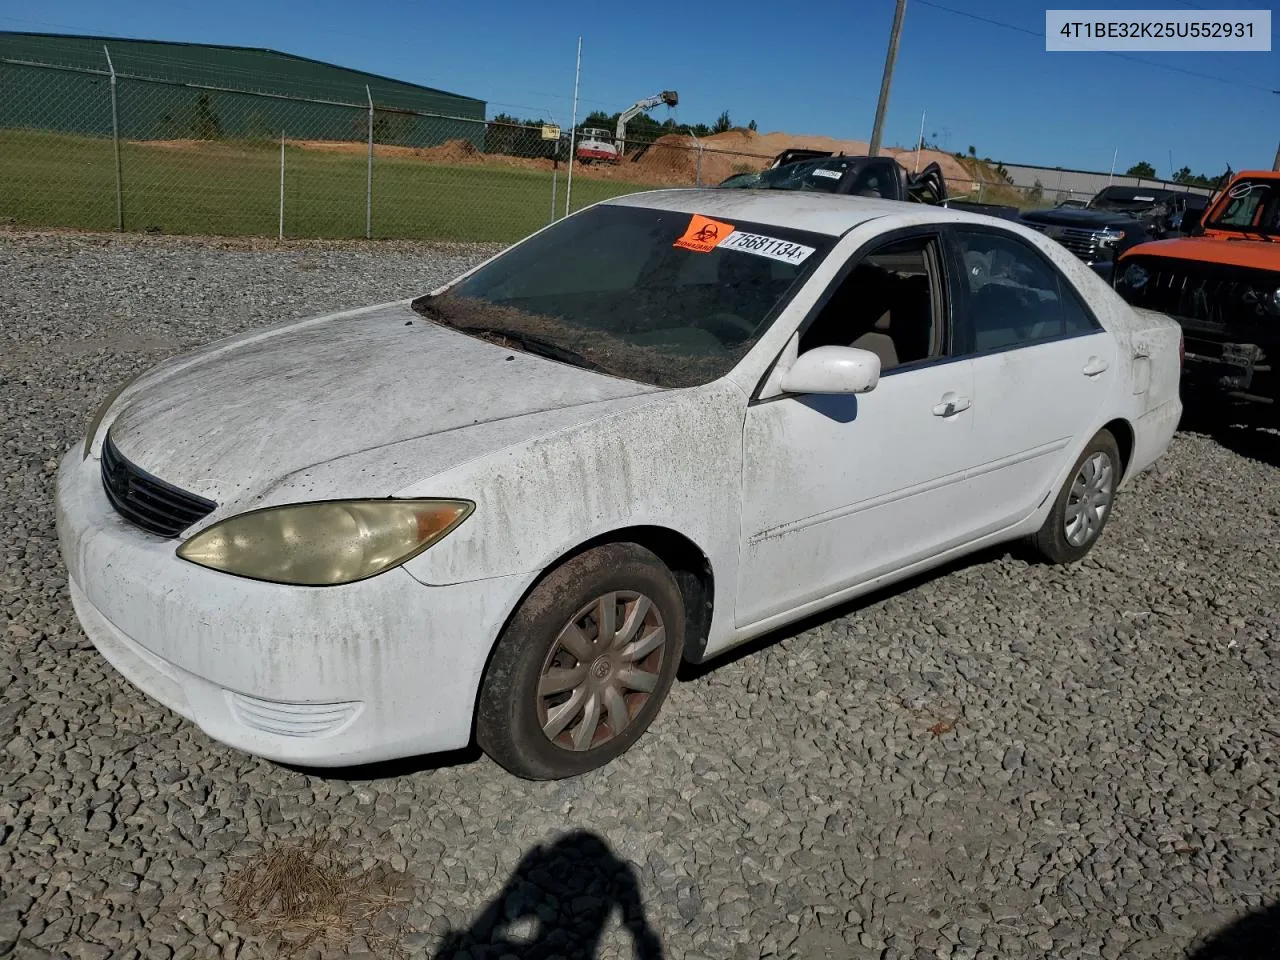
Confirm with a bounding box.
[1113,170,1279,411]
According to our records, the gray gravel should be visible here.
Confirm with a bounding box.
[2,228,1279,960]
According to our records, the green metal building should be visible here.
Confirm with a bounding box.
[0,31,487,147]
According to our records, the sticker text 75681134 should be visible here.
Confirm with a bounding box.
[718,231,817,266]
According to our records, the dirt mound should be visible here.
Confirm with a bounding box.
[416,139,482,164]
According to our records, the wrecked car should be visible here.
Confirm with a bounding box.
[1114,170,1279,411]
[719,152,948,204]
[57,189,1183,780]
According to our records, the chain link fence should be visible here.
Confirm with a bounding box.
[1,55,1220,243]
[2,55,768,243]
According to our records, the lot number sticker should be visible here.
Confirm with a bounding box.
[719,231,816,265]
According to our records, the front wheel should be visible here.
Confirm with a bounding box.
[1029,428,1121,564]
[475,542,685,780]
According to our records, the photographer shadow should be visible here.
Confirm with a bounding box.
[431,830,663,960]
[1187,901,1280,959]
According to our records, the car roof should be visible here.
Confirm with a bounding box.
[601,187,1011,238]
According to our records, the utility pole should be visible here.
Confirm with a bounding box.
[1272,91,1278,171]
[869,0,907,157]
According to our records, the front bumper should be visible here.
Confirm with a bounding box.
[55,443,531,767]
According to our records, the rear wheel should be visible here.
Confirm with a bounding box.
[476,542,685,780]
[1030,428,1121,564]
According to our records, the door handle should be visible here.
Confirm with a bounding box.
[1083,356,1110,377]
[932,395,971,417]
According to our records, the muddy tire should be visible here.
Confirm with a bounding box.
[1030,428,1121,565]
[476,542,685,780]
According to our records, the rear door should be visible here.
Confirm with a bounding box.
[946,225,1117,535]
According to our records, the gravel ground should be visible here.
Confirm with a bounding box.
[2,228,1278,960]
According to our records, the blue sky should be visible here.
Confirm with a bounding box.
[3,0,1276,176]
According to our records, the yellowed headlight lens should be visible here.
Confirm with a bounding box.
[176,499,473,586]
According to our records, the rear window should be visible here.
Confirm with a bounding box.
[416,203,837,388]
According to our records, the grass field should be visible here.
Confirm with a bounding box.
[0,130,659,242]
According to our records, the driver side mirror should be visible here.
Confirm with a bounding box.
[780,346,881,395]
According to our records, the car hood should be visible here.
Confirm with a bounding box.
[104,299,665,507]
[1020,207,1144,230]
[1119,235,1280,271]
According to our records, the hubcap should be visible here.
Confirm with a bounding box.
[536,591,666,752]
[1064,451,1114,547]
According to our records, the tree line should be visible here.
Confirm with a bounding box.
[1122,161,1231,188]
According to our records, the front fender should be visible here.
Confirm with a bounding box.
[397,381,748,587]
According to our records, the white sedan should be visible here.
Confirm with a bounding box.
[55,189,1183,780]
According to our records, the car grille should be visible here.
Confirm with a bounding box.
[1025,224,1105,262]
[1120,257,1280,333]
[100,432,217,538]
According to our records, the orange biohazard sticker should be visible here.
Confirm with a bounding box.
[673,214,735,254]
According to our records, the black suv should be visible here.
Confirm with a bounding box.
[1020,185,1207,282]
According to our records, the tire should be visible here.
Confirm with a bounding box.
[1029,428,1122,565]
[475,542,685,780]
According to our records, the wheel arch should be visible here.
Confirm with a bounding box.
[471,525,717,733]
[1101,416,1135,482]
[543,527,715,665]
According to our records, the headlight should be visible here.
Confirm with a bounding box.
[176,499,474,586]
[82,370,146,461]
[1266,288,1280,317]
[1098,227,1126,248]
[1118,262,1149,291]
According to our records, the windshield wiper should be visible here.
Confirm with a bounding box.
[459,325,610,373]
[412,295,612,373]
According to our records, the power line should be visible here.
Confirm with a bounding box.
[913,0,1277,94]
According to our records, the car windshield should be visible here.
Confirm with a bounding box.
[1203,179,1280,236]
[412,203,836,388]
[1087,187,1178,213]
[749,157,870,193]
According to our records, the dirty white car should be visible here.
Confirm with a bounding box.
[55,189,1183,780]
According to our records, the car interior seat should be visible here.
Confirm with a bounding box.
[850,273,933,367]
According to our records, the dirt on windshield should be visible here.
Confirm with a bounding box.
[411,293,756,390]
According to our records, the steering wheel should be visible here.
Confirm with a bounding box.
[700,312,756,344]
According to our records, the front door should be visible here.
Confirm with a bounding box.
[736,231,979,628]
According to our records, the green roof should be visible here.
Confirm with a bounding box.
[0,31,484,115]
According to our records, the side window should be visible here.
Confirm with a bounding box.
[798,235,943,372]
[1059,277,1100,337]
[953,229,1097,354]
[1218,193,1261,226]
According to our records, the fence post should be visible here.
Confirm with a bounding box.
[365,85,373,239]
[103,45,123,231]
[550,135,559,224]
[688,131,703,187]
[279,129,285,240]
